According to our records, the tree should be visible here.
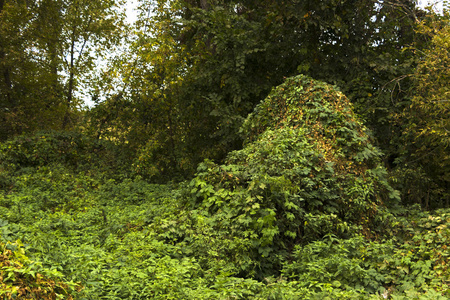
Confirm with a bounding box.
[394,8,450,208]
[58,0,126,128]
[103,0,422,181]
[0,0,126,140]
[0,0,57,140]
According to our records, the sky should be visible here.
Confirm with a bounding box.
[125,0,139,24]
[126,0,138,24]
[419,0,445,11]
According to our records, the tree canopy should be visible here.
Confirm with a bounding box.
[0,0,125,140]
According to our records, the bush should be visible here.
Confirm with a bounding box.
[0,130,132,179]
[186,75,399,277]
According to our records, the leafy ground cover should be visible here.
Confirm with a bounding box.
[0,76,449,299]
[0,169,449,299]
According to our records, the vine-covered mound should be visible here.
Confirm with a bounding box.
[188,75,397,275]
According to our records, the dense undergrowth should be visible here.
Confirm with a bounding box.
[0,76,449,299]
[0,168,449,299]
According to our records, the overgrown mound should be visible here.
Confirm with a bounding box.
[187,75,398,276]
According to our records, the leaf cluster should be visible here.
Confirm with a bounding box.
[0,239,78,299]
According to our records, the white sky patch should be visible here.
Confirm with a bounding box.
[126,0,139,24]
[418,0,445,12]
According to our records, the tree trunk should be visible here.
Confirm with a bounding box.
[0,52,13,107]
[0,0,14,108]
[63,28,76,129]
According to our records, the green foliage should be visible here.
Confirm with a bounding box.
[0,0,66,140]
[0,130,132,179]
[0,0,126,140]
[185,75,398,278]
[1,0,449,297]
[132,135,196,183]
[0,239,78,299]
[91,0,423,182]
[393,9,450,208]
[0,142,448,298]
[410,11,450,152]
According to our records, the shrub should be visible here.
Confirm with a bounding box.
[0,130,132,179]
[186,75,399,277]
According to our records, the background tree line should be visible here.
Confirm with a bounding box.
[1,0,448,207]
[0,0,126,138]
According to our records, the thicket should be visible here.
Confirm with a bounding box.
[392,10,450,209]
[186,75,398,278]
[1,0,449,298]
[0,131,133,187]
[2,0,448,206]
[1,75,449,299]
[0,149,449,298]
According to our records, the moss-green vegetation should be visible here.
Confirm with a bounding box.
[1,76,449,299]
[0,239,78,299]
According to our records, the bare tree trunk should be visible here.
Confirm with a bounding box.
[200,0,209,10]
[63,29,76,129]
[0,52,13,107]
[0,0,14,108]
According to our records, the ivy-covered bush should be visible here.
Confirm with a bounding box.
[187,75,399,277]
